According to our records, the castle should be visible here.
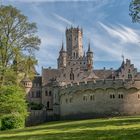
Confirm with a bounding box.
[22,27,140,125]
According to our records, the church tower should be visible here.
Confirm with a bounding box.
[57,42,67,69]
[66,27,83,59]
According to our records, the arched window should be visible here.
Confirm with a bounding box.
[70,73,74,80]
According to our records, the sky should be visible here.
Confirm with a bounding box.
[3,0,140,73]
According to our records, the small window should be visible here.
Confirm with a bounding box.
[118,94,123,99]
[66,98,68,103]
[90,95,94,101]
[113,94,115,98]
[69,98,72,103]
[45,91,48,96]
[83,96,86,101]
[110,94,115,99]
[47,101,50,108]
[49,91,52,96]
[138,94,140,99]
[36,91,41,98]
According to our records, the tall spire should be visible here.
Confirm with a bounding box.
[88,40,91,52]
[60,41,65,52]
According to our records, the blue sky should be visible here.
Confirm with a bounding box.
[3,0,140,73]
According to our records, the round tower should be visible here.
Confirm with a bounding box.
[21,74,32,94]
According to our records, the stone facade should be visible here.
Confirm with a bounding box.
[22,26,140,124]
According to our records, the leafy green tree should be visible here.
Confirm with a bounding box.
[0,86,28,117]
[0,5,41,85]
[0,85,28,130]
[129,0,140,23]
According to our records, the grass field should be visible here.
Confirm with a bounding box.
[0,116,140,140]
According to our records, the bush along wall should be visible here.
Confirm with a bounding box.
[1,113,25,130]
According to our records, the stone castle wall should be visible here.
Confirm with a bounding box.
[59,79,140,119]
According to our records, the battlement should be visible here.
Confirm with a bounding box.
[60,79,140,94]
[66,26,83,34]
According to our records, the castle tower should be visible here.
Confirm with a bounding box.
[21,74,32,98]
[86,42,93,70]
[66,27,83,59]
[57,41,67,69]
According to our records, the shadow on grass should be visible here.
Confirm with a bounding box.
[2,117,140,134]
[0,127,140,140]
[1,116,140,140]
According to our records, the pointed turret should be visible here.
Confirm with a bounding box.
[60,41,65,52]
[87,42,92,52]
[57,41,67,69]
[86,42,93,70]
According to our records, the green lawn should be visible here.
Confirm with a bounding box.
[1,116,140,140]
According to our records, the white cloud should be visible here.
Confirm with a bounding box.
[99,22,140,45]
[53,13,73,25]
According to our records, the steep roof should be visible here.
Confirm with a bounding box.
[42,68,59,86]
[32,75,42,85]
[94,69,113,79]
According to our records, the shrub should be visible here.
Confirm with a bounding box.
[30,102,44,110]
[1,114,25,130]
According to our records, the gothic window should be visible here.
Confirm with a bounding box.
[70,73,74,80]
[118,94,123,99]
[110,94,115,99]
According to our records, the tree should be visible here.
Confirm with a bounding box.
[0,5,41,85]
[129,0,140,23]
